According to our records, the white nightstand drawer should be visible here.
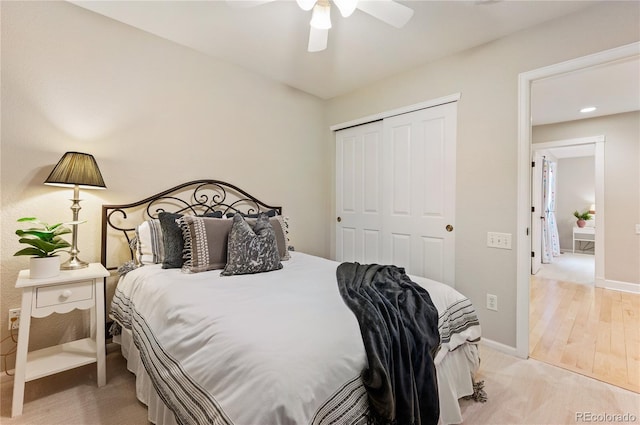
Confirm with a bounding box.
[35,281,94,308]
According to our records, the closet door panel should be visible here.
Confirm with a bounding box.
[421,117,445,217]
[391,125,412,216]
[336,121,383,263]
[339,135,357,216]
[418,236,445,283]
[383,103,456,285]
[363,229,381,264]
[391,233,411,271]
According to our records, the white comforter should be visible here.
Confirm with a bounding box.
[112,252,480,425]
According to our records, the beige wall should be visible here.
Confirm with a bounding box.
[326,2,640,346]
[0,2,327,366]
[534,112,640,285]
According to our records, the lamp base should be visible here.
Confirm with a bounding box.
[60,257,89,270]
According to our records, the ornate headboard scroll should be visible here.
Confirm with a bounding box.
[101,179,282,270]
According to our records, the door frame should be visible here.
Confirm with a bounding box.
[516,41,639,359]
[531,137,605,280]
[530,150,544,275]
[329,93,461,131]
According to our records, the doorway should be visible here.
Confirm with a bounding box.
[517,43,640,392]
[515,42,639,359]
[531,137,604,286]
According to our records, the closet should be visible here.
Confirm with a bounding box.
[335,101,457,286]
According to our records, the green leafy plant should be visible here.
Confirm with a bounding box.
[14,217,72,258]
[573,210,592,221]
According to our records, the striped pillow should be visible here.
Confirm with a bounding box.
[136,219,164,265]
[178,216,234,273]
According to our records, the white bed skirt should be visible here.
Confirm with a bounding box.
[115,328,480,425]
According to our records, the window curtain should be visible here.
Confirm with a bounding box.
[541,158,560,263]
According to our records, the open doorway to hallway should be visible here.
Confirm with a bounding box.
[523,51,639,393]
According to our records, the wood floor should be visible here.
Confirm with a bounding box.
[530,275,640,393]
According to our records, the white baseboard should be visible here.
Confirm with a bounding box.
[597,278,640,294]
[481,338,520,358]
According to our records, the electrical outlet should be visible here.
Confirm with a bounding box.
[8,308,20,330]
[486,294,498,311]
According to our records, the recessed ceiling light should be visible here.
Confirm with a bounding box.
[580,106,597,113]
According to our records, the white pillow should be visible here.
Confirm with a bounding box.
[135,219,164,264]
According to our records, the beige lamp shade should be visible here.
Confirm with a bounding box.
[44,151,106,189]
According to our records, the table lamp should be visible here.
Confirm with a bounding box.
[44,151,106,269]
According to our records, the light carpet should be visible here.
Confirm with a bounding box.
[1,344,638,425]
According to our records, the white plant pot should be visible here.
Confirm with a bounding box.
[29,256,60,279]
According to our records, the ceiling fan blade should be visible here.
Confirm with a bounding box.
[308,26,328,52]
[225,0,277,8]
[356,0,414,28]
[334,0,358,17]
[296,0,318,11]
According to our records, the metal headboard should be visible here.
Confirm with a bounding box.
[101,179,282,270]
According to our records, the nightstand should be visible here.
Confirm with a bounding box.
[573,226,595,253]
[11,263,110,417]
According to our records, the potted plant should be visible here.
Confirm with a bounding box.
[14,217,71,278]
[573,210,592,228]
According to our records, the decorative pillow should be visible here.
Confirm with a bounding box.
[178,216,234,273]
[274,216,291,258]
[244,216,290,261]
[225,209,278,219]
[136,219,164,265]
[159,211,223,269]
[221,214,283,276]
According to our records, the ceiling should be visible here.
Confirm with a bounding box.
[71,0,639,123]
[531,56,640,125]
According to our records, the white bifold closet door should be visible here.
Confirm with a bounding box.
[336,102,457,286]
[336,120,385,265]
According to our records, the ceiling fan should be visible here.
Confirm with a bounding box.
[229,0,414,53]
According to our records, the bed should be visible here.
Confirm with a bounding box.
[101,180,483,425]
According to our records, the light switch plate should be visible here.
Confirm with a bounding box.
[487,232,512,249]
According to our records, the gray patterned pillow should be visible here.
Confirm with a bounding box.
[221,213,283,276]
[244,216,290,261]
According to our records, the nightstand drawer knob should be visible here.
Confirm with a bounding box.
[60,290,72,299]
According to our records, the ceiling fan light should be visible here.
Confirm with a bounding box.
[308,26,328,52]
[334,0,358,17]
[296,0,317,11]
[310,3,331,30]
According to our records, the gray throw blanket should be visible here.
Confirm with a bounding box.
[336,263,440,425]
